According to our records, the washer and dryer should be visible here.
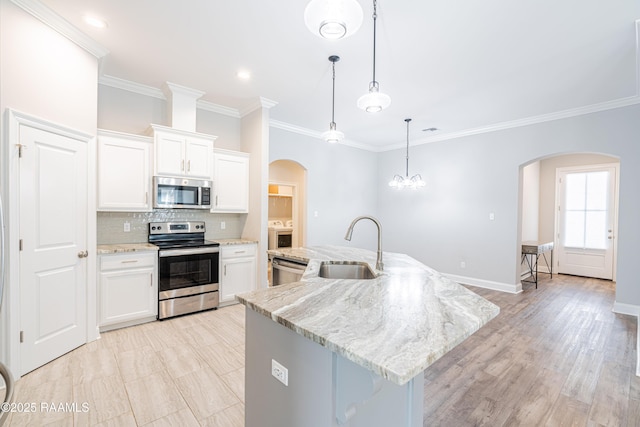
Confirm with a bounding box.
[268,220,293,250]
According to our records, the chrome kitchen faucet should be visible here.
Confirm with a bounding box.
[344,216,384,271]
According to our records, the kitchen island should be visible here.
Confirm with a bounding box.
[237,246,499,427]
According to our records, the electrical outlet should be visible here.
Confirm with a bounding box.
[124,222,131,232]
[220,221,226,230]
[460,261,466,269]
[489,212,495,221]
[271,359,288,386]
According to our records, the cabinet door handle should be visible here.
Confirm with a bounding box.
[181,160,185,171]
[235,250,246,254]
[187,160,191,172]
[145,192,148,204]
[215,195,218,207]
[150,275,153,287]
[121,260,138,264]
[224,265,227,276]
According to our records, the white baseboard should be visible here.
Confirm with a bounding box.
[611,302,640,377]
[612,302,640,317]
[444,274,522,294]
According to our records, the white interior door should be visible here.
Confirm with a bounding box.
[19,124,88,375]
[556,164,617,280]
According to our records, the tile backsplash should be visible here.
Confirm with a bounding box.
[97,210,246,244]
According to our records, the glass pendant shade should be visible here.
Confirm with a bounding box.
[358,0,390,113]
[304,0,363,39]
[388,174,425,189]
[357,81,391,113]
[322,55,344,143]
[322,123,344,143]
[389,118,425,190]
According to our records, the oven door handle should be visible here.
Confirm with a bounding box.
[159,247,220,257]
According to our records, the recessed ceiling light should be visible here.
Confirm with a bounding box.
[83,15,108,29]
[237,70,251,80]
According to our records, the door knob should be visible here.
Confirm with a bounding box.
[77,250,88,258]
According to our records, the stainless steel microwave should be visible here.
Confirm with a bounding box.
[153,176,211,209]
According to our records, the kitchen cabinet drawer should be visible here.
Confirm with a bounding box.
[221,243,257,259]
[100,252,156,271]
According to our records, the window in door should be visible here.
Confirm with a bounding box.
[563,171,608,249]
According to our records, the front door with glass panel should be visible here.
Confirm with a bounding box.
[556,164,617,280]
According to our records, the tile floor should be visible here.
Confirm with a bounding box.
[5,304,246,426]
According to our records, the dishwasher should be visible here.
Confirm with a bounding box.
[271,257,308,286]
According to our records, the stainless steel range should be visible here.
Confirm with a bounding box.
[149,221,220,319]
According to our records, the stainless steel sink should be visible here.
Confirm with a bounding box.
[318,261,377,280]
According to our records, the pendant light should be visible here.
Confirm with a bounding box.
[304,0,363,40]
[357,0,391,113]
[389,119,425,189]
[321,55,344,144]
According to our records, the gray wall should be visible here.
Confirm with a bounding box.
[269,128,379,251]
[377,104,640,306]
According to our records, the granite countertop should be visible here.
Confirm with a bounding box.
[214,239,258,246]
[238,245,500,386]
[97,243,159,254]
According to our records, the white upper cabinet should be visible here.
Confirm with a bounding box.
[151,124,216,179]
[97,130,153,212]
[212,149,250,213]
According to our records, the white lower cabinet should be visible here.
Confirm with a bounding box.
[220,243,257,306]
[99,251,158,331]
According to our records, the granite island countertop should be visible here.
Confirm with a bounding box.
[237,245,500,386]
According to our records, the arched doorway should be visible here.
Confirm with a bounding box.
[268,160,307,248]
[518,152,619,288]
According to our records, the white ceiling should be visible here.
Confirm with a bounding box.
[40,0,640,151]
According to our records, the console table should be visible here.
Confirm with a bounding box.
[521,241,554,288]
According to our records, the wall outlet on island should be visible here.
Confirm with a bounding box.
[271,359,288,386]
[123,222,130,232]
[220,221,226,230]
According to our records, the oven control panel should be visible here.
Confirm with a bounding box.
[149,221,206,234]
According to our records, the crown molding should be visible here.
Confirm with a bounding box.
[379,94,640,152]
[269,120,381,152]
[97,72,640,152]
[97,75,257,119]
[163,82,205,100]
[197,100,241,118]
[11,0,109,58]
[239,97,279,117]
[99,75,165,99]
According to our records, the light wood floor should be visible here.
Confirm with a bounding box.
[424,275,639,426]
[5,274,638,426]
